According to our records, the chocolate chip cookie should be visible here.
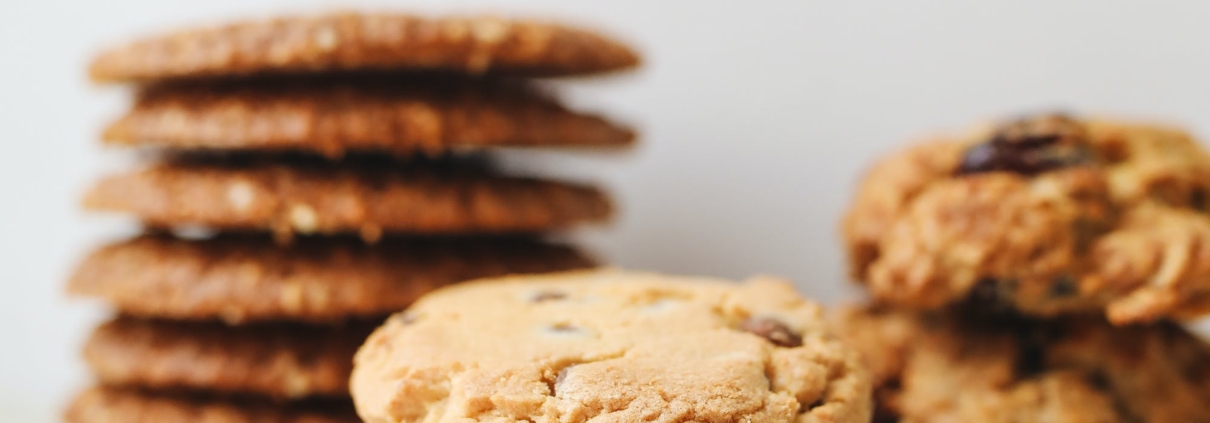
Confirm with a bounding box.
[836,305,1210,423]
[351,270,872,423]
[89,13,640,83]
[103,76,635,157]
[844,114,1210,324]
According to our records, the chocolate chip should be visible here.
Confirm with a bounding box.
[531,291,567,302]
[1014,342,1047,378]
[1192,190,1207,211]
[1087,371,1112,390]
[957,113,1093,176]
[740,317,803,348]
[967,278,1018,314]
[1048,276,1078,298]
[1013,327,1050,378]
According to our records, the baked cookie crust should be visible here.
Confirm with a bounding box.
[83,318,373,399]
[83,155,612,238]
[844,114,1210,324]
[90,13,640,82]
[351,270,872,423]
[68,234,594,323]
[103,76,635,157]
[64,387,359,423]
[836,305,1210,423]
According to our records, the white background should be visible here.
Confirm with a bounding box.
[4,0,1210,420]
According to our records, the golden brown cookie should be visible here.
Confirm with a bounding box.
[89,13,640,83]
[68,233,595,324]
[103,76,635,157]
[843,113,1210,324]
[64,387,359,423]
[84,317,372,399]
[83,155,612,238]
[352,270,873,423]
[836,305,1210,423]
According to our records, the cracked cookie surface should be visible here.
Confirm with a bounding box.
[64,386,359,423]
[89,13,640,83]
[836,305,1210,423]
[844,114,1210,324]
[84,317,373,399]
[68,233,594,323]
[351,269,872,423]
[103,76,635,157]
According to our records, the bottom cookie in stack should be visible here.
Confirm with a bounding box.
[65,234,596,422]
[65,387,358,423]
[837,306,1210,423]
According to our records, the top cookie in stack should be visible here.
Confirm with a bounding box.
[89,14,639,82]
[66,12,638,423]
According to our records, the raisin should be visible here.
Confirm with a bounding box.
[957,113,1093,176]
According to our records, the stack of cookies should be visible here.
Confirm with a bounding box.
[839,114,1210,421]
[65,13,639,423]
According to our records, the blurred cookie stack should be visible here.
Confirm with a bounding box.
[65,13,639,423]
[838,114,1210,421]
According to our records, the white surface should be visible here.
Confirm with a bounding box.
[4,0,1210,418]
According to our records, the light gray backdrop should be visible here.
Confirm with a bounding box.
[3,0,1210,420]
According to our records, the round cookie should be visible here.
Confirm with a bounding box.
[843,113,1210,324]
[83,155,612,239]
[89,13,641,83]
[64,387,359,423]
[103,76,636,157]
[351,270,872,423]
[84,317,373,399]
[68,233,595,324]
[836,305,1210,423]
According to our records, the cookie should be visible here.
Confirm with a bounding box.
[103,76,635,157]
[843,113,1210,324]
[83,155,612,239]
[84,317,373,399]
[836,305,1210,423]
[351,270,872,423]
[68,233,595,323]
[64,387,359,423]
[89,13,640,83]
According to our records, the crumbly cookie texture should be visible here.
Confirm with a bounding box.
[351,269,872,423]
[89,13,640,83]
[68,234,594,324]
[103,76,635,157]
[84,317,373,399]
[844,114,1210,324]
[836,305,1210,423]
[64,387,359,423]
[82,155,611,239]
